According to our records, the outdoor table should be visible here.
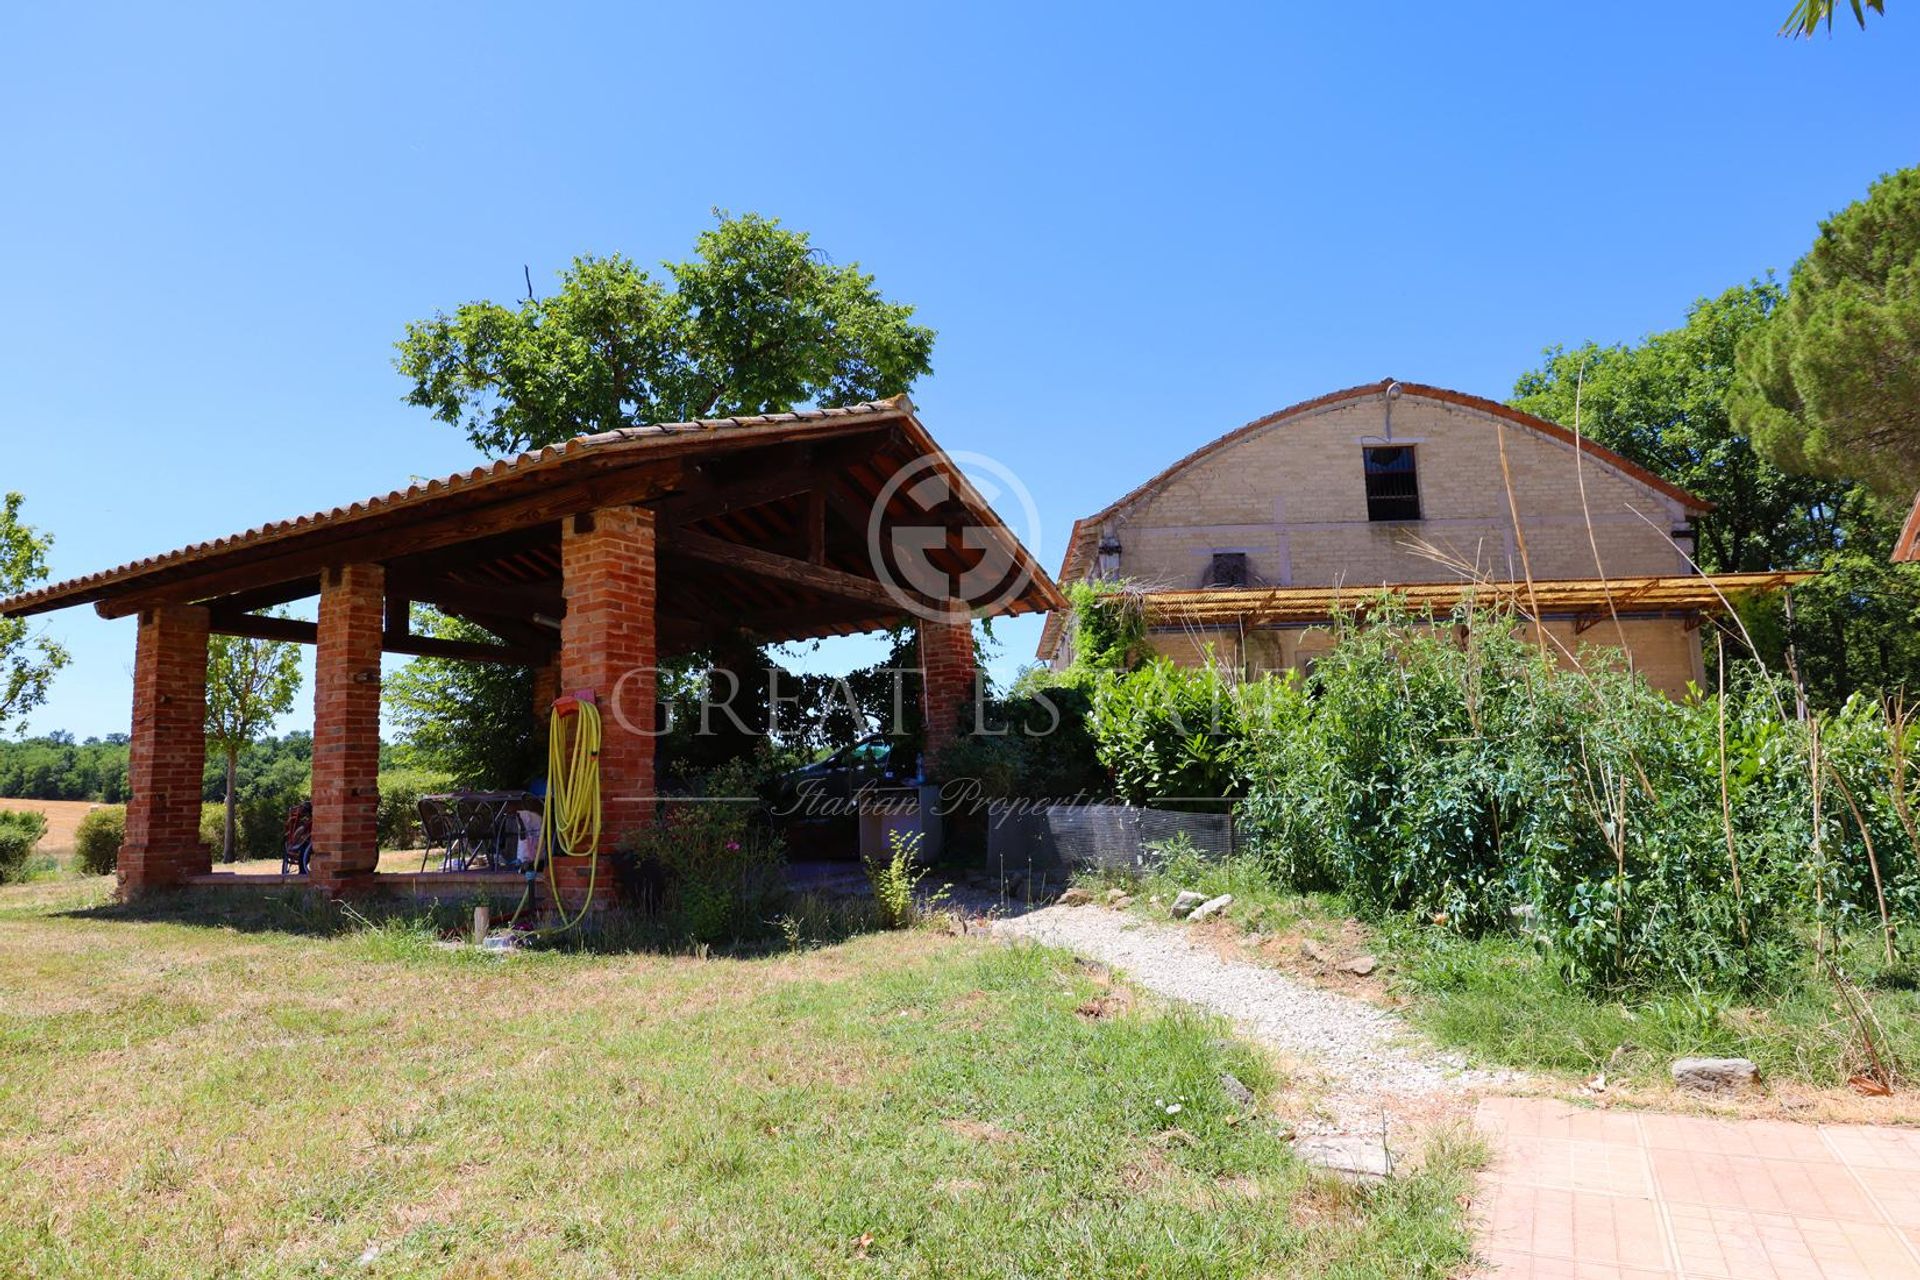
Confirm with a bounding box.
[419,791,528,872]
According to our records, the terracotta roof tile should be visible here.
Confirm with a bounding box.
[2,398,917,617]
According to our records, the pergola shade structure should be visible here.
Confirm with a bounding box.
[2,396,1061,905]
[1127,572,1815,634]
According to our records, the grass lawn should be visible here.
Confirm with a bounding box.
[0,876,1476,1279]
[1086,854,1920,1112]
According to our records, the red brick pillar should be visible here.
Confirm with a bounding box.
[530,659,559,758]
[918,615,977,778]
[120,604,211,896]
[310,563,384,892]
[553,506,658,912]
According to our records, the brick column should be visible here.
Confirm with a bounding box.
[310,563,384,892]
[120,604,210,896]
[552,506,657,913]
[918,615,977,778]
[530,658,559,758]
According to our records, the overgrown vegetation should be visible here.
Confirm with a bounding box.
[619,763,788,945]
[1087,595,1920,1014]
[1112,844,1920,1092]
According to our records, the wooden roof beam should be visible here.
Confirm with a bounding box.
[666,527,905,614]
[207,609,540,666]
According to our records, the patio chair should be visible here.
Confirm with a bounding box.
[281,801,312,876]
[416,796,457,872]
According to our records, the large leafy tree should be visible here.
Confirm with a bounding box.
[205,627,302,861]
[0,494,70,734]
[1733,167,1920,501]
[395,212,936,456]
[1513,282,1920,707]
[384,610,544,789]
[387,215,936,781]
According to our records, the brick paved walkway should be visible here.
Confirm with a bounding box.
[1477,1097,1920,1278]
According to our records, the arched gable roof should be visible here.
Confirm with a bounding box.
[1053,378,1710,588]
[1037,379,1712,659]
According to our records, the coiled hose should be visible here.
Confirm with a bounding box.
[509,695,602,934]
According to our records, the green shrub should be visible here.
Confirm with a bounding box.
[620,763,786,943]
[73,805,126,876]
[0,809,49,883]
[865,829,931,929]
[200,803,227,855]
[1086,655,1296,810]
[377,769,456,850]
[936,682,1107,800]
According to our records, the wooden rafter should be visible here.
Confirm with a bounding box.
[208,610,540,665]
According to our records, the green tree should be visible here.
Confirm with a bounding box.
[0,493,70,733]
[384,610,541,789]
[1513,281,1849,574]
[1733,167,1920,500]
[395,211,936,456]
[205,628,303,861]
[389,214,937,787]
[1515,281,1920,707]
[1779,0,1886,37]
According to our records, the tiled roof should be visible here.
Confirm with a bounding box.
[1,399,917,617]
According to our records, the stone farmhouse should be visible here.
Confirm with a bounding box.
[1039,379,1804,697]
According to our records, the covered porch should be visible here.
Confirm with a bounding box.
[0,396,1060,913]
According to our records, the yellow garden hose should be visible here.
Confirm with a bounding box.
[510,694,603,935]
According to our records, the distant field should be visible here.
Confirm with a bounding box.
[0,798,97,856]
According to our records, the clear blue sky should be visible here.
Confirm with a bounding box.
[3,2,1915,740]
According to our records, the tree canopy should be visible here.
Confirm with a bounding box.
[1514,280,1920,708]
[0,493,69,734]
[1512,281,1851,574]
[384,609,543,790]
[1733,166,1920,501]
[395,212,937,456]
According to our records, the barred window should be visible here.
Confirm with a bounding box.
[1362,446,1420,521]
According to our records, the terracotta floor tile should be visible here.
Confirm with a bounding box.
[1823,1124,1920,1172]
[1638,1112,1829,1160]
[1477,1249,1676,1279]
[1489,1134,1655,1197]
[1850,1164,1920,1230]
[1648,1147,1877,1222]
[1480,1182,1672,1270]
[1664,1202,1920,1279]
[1475,1100,1920,1278]
[1478,1098,1643,1146]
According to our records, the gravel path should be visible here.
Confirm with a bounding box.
[993,902,1516,1134]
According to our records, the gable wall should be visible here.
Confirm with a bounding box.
[1105,394,1693,591]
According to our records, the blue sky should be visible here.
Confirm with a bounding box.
[3,2,1915,740]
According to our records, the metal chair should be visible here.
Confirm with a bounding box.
[281,801,312,876]
[416,796,458,872]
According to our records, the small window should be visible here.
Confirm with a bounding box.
[1363,446,1421,521]
[1204,552,1249,588]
